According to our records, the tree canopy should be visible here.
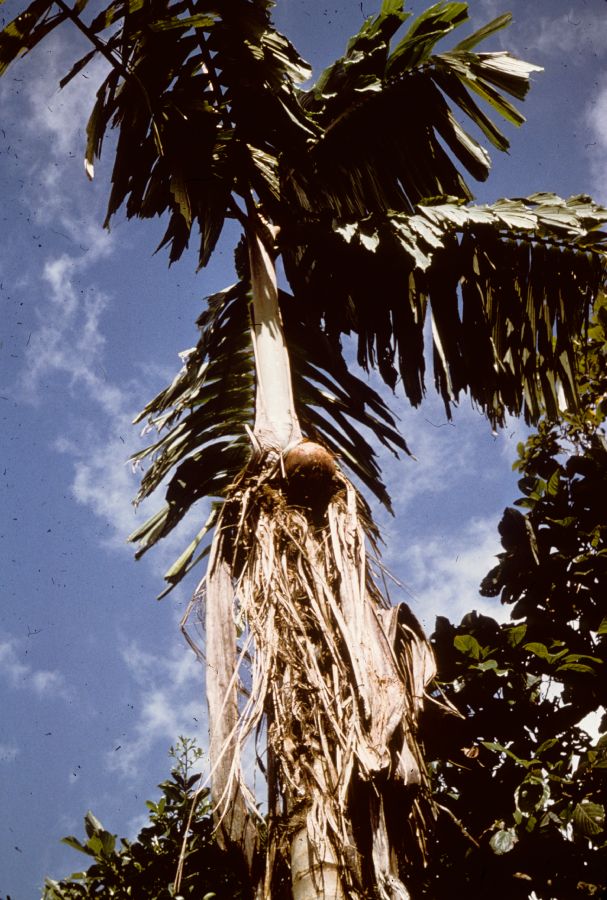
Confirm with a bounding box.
[426,296,607,898]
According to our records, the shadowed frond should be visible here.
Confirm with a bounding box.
[3,1,545,271]
[129,277,409,591]
[284,194,607,427]
[282,4,540,222]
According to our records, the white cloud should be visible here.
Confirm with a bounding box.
[23,43,109,160]
[385,415,474,513]
[60,429,143,545]
[0,635,72,700]
[20,243,117,404]
[518,10,607,62]
[584,74,607,205]
[0,639,28,683]
[4,30,122,417]
[16,31,111,228]
[0,743,19,763]
[395,516,505,632]
[106,639,206,778]
[473,0,504,26]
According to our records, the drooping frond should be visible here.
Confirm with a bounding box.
[284,194,607,427]
[128,283,252,578]
[129,277,409,592]
[196,464,444,898]
[0,0,315,268]
[82,0,314,265]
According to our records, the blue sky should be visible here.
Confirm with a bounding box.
[1,0,606,895]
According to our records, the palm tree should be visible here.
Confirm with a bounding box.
[3,1,607,897]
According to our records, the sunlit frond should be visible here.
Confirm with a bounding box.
[284,5,541,222]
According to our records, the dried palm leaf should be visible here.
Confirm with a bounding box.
[188,452,452,898]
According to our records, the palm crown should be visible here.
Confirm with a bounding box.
[3,0,607,590]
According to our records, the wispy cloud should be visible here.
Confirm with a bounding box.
[398,516,505,632]
[584,74,607,205]
[0,634,72,700]
[106,639,206,778]
[518,10,607,62]
[0,743,19,763]
[21,245,115,399]
[16,31,111,229]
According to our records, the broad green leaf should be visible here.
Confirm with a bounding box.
[85,835,104,856]
[506,623,527,647]
[556,662,598,674]
[572,802,605,838]
[546,468,562,496]
[454,633,482,659]
[61,835,95,857]
[523,642,568,664]
[490,826,518,855]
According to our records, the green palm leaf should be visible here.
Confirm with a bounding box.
[129,273,409,590]
[285,6,540,222]
[284,194,607,427]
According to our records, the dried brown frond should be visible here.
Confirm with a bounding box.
[190,452,450,898]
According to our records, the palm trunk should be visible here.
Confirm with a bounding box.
[246,221,347,900]
[203,215,442,900]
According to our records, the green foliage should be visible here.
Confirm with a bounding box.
[427,610,607,898]
[43,738,245,899]
[425,300,607,898]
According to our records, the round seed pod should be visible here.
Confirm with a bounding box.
[283,441,338,509]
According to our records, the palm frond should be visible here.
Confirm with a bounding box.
[129,277,410,591]
[285,5,540,222]
[21,0,315,268]
[194,467,442,897]
[283,194,607,426]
